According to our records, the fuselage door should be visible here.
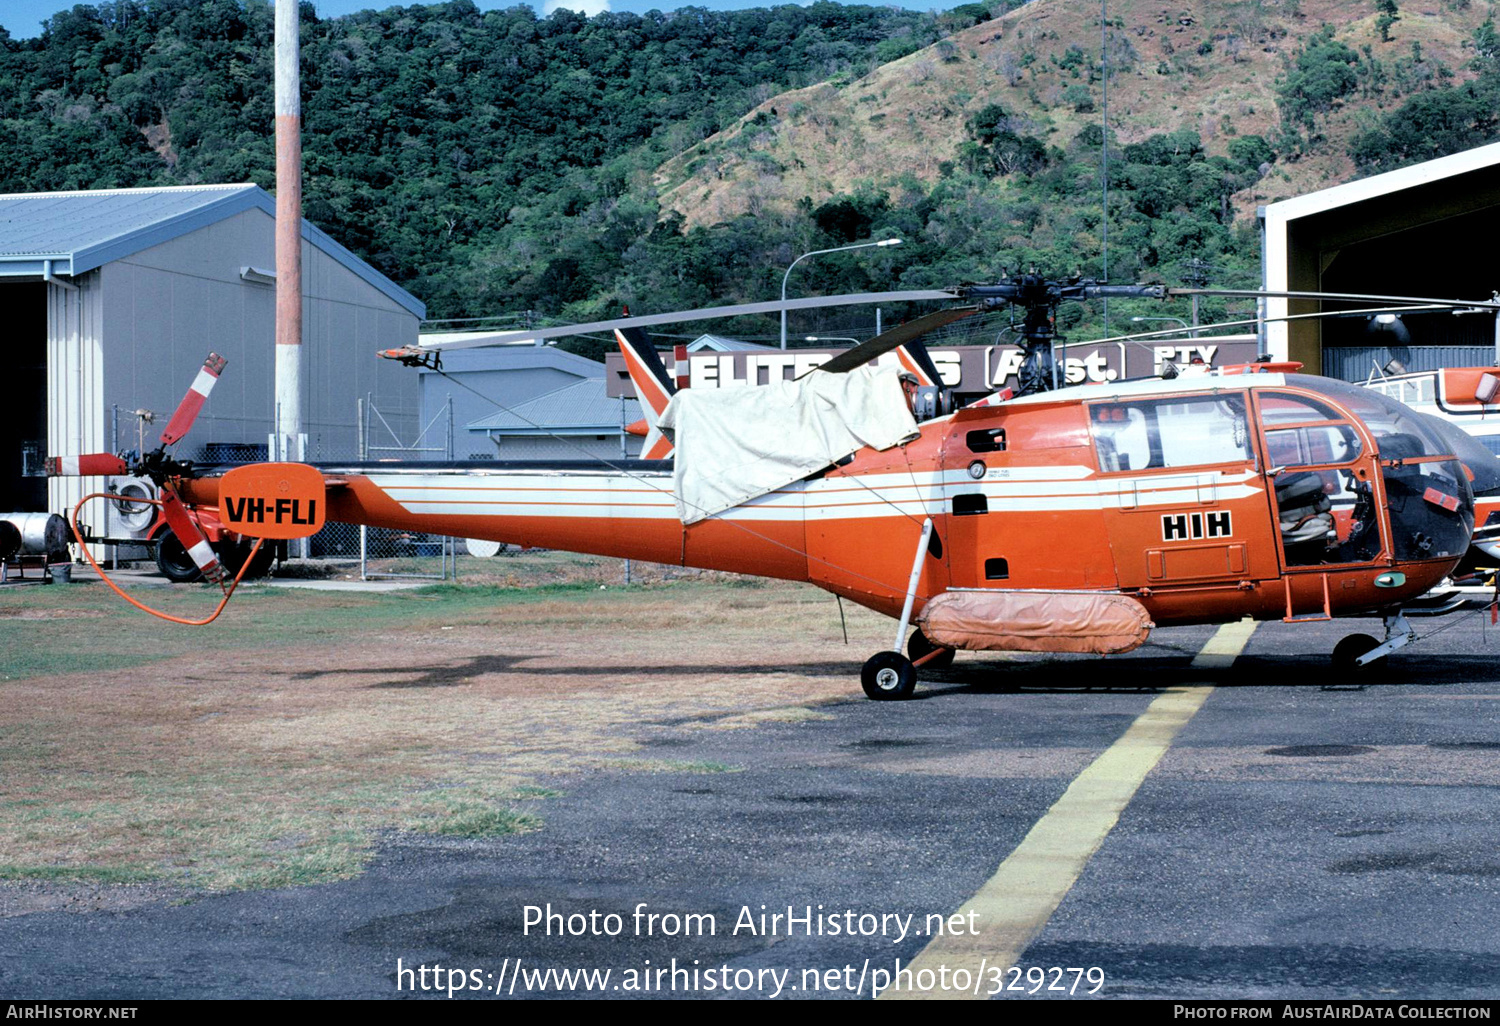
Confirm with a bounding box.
[1090,391,1280,588]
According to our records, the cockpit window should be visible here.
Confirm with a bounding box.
[1382,457,1473,561]
[1091,395,1252,472]
[1258,393,1343,427]
[1265,424,1363,468]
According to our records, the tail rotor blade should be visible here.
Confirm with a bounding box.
[159,485,225,583]
[159,353,227,447]
[45,454,130,477]
[811,308,980,376]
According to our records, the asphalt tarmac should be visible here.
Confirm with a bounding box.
[4,614,1500,1000]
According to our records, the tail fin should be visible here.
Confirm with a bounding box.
[893,339,943,388]
[615,327,676,459]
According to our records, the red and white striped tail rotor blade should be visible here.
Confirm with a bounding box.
[159,353,228,446]
[45,453,130,477]
[159,486,225,583]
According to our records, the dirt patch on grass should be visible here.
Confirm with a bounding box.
[0,607,105,620]
[0,556,885,896]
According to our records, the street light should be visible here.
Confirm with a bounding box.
[805,335,860,345]
[781,238,902,349]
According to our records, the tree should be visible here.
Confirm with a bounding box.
[1278,25,1362,131]
[1375,0,1399,43]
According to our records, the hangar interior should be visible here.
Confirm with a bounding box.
[0,282,46,513]
[1264,141,1500,379]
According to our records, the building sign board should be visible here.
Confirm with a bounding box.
[604,336,1262,398]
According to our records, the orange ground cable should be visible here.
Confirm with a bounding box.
[70,491,262,626]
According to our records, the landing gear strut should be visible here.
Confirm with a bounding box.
[1332,611,1415,675]
[908,628,955,669]
[860,517,934,701]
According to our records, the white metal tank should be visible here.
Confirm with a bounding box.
[0,513,71,562]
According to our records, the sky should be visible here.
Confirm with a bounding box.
[0,0,937,39]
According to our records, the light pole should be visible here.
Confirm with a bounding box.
[781,238,902,349]
[805,336,860,345]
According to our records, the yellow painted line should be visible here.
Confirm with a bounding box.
[880,618,1256,1001]
[1190,618,1257,669]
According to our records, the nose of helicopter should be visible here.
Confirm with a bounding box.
[1258,376,1477,580]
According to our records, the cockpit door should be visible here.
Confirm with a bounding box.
[1090,391,1281,589]
[1253,390,1385,571]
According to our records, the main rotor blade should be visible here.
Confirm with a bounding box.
[159,485,225,583]
[45,453,129,477]
[418,290,960,351]
[1170,288,1500,311]
[159,353,227,447]
[813,307,982,375]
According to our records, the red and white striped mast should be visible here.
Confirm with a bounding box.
[274,0,303,463]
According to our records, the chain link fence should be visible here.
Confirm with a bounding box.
[172,400,463,581]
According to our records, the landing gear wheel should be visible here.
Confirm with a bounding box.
[1332,633,1386,674]
[153,530,202,583]
[219,539,275,579]
[862,651,917,701]
[907,629,955,670]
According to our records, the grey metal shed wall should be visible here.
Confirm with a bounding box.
[480,435,641,461]
[302,233,421,457]
[1321,345,1498,382]
[96,207,417,464]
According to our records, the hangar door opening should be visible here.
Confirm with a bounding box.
[0,281,47,512]
[1319,207,1500,381]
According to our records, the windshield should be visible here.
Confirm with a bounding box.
[1293,377,1456,460]
[1382,457,1474,561]
[1260,377,1474,565]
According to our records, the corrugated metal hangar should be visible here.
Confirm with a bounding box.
[0,183,424,518]
[1263,140,1500,380]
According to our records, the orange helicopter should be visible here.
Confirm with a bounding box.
[48,277,1500,699]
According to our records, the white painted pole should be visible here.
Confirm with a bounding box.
[274,0,302,463]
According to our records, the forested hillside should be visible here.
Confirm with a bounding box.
[3,0,1500,351]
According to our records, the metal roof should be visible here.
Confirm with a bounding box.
[468,377,641,435]
[1261,140,1500,223]
[0,183,424,318]
[687,333,778,352]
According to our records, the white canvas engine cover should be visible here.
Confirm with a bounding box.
[658,364,919,524]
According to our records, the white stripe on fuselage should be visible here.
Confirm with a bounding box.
[368,467,1263,521]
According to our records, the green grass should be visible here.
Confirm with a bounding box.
[403,784,548,838]
[0,863,155,884]
[0,573,730,683]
